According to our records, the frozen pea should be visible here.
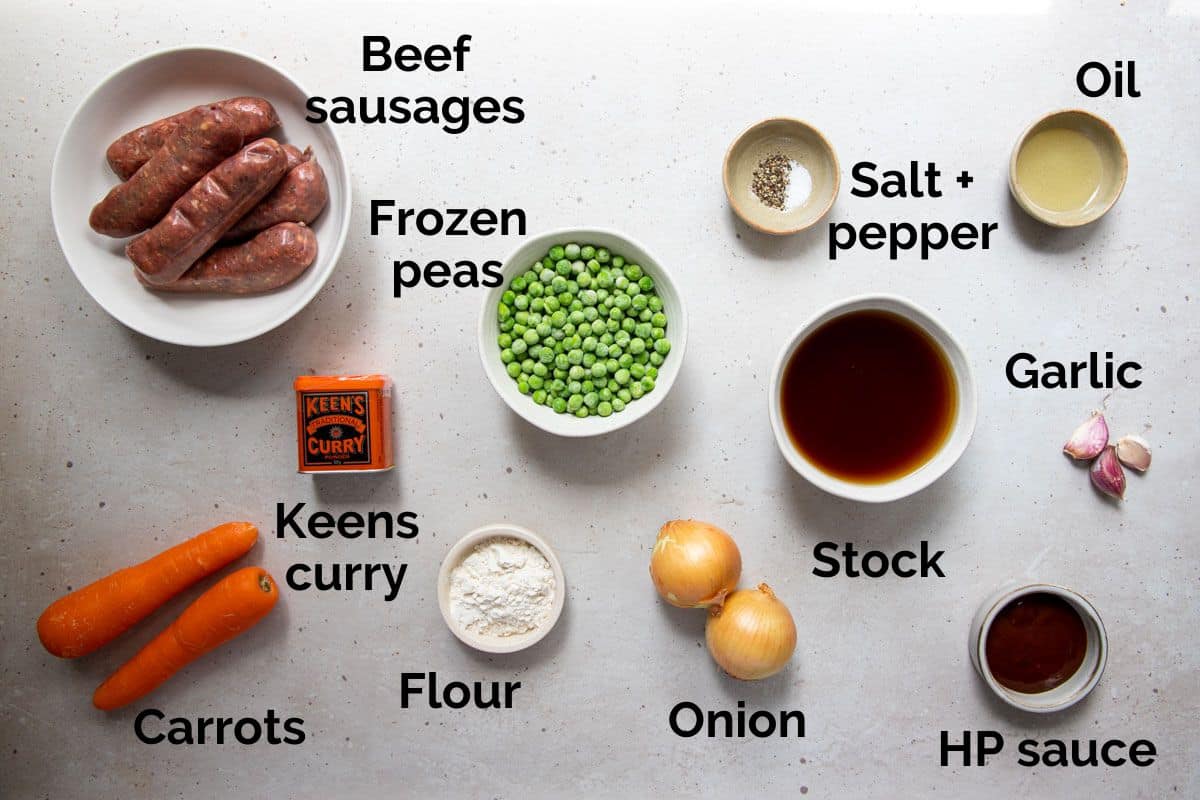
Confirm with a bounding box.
[583,392,599,409]
[609,307,624,321]
[614,275,629,291]
[555,354,570,370]
[629,382,644,399]
[612,398,626,413]
[629,338,646,355]
[564,243,581,259]
[595,343,610,359]
[561,322,576,337]
[499,318,514,332]
[539,348,555,364]
[641,376,656,391]
[521,358,536,373]
[621,317,637,334]
[511,338,528,355]
[597,401,613,417]
[523,329,539,345]
[567,394,584,412]
[500,348,515,364]
[538,268,554,284]
[651,312,667,328]
[654,338,671,355]
[555,259,572,276]
[650,352,665,367]
[581,289,598,306]
[630,363,646,379]
[568,380,583,394]
[617,388,632,404]
[552,397,568,413]
[650,327,665,341]
[618,353,633,369]
[549,245,565,261]
[631,294,648,311]
[625,264,643,280]
[506,362,521,378]
[582,352,597,368]
[574,407,590,418]
[646,366,658,380]
[581,380,595,394]
[569,365,586,380]
[514,295,529,310]
[612,255,625,268]
[614,368,631,385]
[528,282,545,298]
[596,247,611,263]
[502,289,516,305]
[498,333,513,348]
[577,272,593,289]
[580,245,595,260]
[528,375,544,390]
[591,362,607,379]
[583,306,599,322]
[517,379,531,395]
[511,276,527,291]
[648,296,663,312]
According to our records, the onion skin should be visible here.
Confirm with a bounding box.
[649,520,742,608]
[706,583,796,680]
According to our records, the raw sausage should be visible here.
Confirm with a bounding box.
[138,223,318,294]
[128,138,288,285]
[89,106,243,238]
[106,96,279,180]
[221,148,328,242]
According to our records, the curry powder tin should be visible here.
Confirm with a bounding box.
[294,375,394,473]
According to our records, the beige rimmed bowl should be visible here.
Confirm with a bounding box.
[437,523,565,654]
[723,117,840,235]
[1009,109,1127,228]
[969,582,1108,714]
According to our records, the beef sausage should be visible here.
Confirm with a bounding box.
[89,106,243,238]
[138,223,318,294]
[221,148,328,242]
[128,138,288,285]
[106,96,279,180]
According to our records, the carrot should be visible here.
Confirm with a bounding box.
[93,567,279,711]
[37,521,258,658]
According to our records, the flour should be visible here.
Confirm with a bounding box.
[449,537,556,638]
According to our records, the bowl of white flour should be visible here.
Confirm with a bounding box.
[437,524,565,654]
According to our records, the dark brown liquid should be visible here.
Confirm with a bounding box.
[780,309,957,483]
[985,593,1088,694]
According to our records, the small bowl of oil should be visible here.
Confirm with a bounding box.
[1009,109,1127,228]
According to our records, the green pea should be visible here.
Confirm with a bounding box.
[597,401,613,417]
[523,329,539,345]
[596,247,611,263]
[609,307,623,321]
[581,380,595,394]
[614,368,631,385]
[539,348,555,364]
[581,337,596,353]
[532,389,547,405]
[553,368,568,381]
[642,376,656,391]
[552,397,568,413]
[500,349,515,365]
[606,319,620,333]
[599,333,614,346]
[652,312,667,328]
[583,392,599,409]
[506,362,521,378]
[528,281,545,298]
[512,276,527,291]
[555,259,572,275]
[614,294,631,310]
[629,382,644,399]
[549,245,565,261]
[599,387,613,402]
[629,338,646,355]
[612,255,625,268]
[570,300,584,312]
[621,317,637,334]
[649,352,665,367]
[581,289,598,306]
[569,365,586,380]
[618,389,632,404]
[586,258,600,273]
[544,296,561,312]
[646,366,658,380]
[514,295,529,310]
[583,306,599,322]
[580,245,595,260]
[650,327,665,341]
[564,243,581,259]
[606,358,619,374]
[614,275,629,291]
[568,380,583,394]
[582,352,597,368]
[555,354,570,370]
[634,323,652,339]
[499,318,514,332]
[539,268,555,284]
[638,276,654,292]
[625,264,643,280]
[567,394,584,412]
[612,398,626,413]
[639,308,653,322]
[588,320,604,336]
[591,362,607,378]
[502,290,516,305]
[577,272,592,289]
[521,358,535,374]
[595,343,610,359]
[648,296,663,312]
[654,338,671,355]
[517,379,531,395]
[618,353,633,369]
[630,363,646,379]
[632,294,648,311]
[575,407,590,418]
[511,339,528,356]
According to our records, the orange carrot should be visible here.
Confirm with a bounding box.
[37,521,258,658]
[93,567,279,711]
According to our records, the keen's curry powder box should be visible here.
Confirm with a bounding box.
[294,375,394,473]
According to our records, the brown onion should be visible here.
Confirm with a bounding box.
[706,583,796,680]
[649,520,742,608]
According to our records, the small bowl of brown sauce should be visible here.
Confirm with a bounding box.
[969,583,1108,713]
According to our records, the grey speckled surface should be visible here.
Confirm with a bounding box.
[2,1,1198,798]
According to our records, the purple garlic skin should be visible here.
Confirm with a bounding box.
[1115,435,1152,472]
[1064,411,1109,460]
[1090,446,1127,500]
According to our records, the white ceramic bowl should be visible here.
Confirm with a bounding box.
[768,294,977,503]
[437,523,566,654]
[50,45,351,347]
[969,582,1108,714]
[478,228,688,437]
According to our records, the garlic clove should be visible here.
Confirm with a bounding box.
[1090,446,1126,500]
[1115,435,1152,472]
[1063,411,1109,460]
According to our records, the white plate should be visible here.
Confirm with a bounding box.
[477,228,688,437]
[50,46,351,347]
[437,524,566,654]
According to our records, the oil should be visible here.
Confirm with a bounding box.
[780,310,957,484]
[1016,127,1103,212]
